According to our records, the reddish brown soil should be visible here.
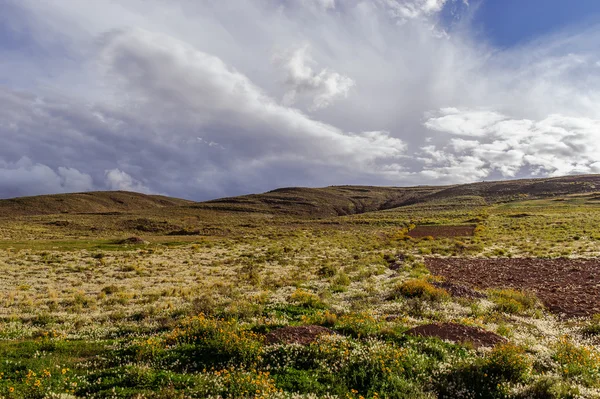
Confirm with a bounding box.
[405,323,507,348]
[265,325,336,345]
[427,258,600,318]
[408,225,475,238]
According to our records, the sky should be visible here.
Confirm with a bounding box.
[1,0,600,200]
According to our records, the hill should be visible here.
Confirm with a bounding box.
[425,174,600,203]
[197,185,445,217]
[2,174,600,218]
[0,191,194,217]
[197,175,600,217]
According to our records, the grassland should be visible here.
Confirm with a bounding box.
[1,177,600,398]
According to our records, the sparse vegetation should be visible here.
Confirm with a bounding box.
[1,177,600,397]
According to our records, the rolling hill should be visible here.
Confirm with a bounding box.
[2,174,600,218]
[0,191,194,217]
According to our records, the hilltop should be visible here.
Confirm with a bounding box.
[1,174,600,218]
[0,190,193,217]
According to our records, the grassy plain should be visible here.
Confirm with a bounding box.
[1,183,600,398]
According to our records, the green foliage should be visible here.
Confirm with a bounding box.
[582,313,600,337]
[436,344,533,398]
[289,289,327,310]
[391,279,449,302]
[489,288,539,315]
[553,336,600,387]
[515,377,581,399]
[161,315,264,370]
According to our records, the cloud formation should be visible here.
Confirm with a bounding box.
[0,157,93,198]
[0,0,599,199]
[423,109,600,178]
[277,45,355,110]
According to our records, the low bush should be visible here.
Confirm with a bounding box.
[553,336,600,387]
[436,344,532,399]
[582,313,600,337]
[489,288,539,314]
[290,289,327,309]
[391,279,449,302]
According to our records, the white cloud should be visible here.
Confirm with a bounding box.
[424,109,600,178]
[379,0,449,20]
[276,45,355,110]
[104,169,152,194]
[302,0,336,11]
[0,157,93,198]
[424,109,507,136]
[99,29,404,163]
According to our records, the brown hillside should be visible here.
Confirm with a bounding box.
[197,185,445,218]
[0,191,194,217]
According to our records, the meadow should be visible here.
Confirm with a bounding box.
[1,186,600,398]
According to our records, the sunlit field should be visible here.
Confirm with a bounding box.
[1,188,600,398]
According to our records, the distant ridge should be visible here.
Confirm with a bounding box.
[0,191,194,217]
[2,174,600,218]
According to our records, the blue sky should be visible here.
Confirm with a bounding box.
[471,0,600,47]
[0,0,600,200]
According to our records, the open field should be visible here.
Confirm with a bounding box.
[1,177,600,398]
[427,258,600,318]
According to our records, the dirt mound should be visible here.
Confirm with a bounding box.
[408,225,475,238]
[265,325,336,345]
[427,258,600,318]
[117,237,148,245]
[432,281,486,299]
[406,323,507,348]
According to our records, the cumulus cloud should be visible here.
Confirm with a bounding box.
[423,109,600,178]
[0,0,599,199]
[104,169,152,194]
[0,157,93,198]
[276,45,355,110]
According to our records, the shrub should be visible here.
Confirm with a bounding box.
[101,285,121,295]
[163,315,264,369]
[290,289,326,309]
[515,377,581,399]
[317,263,337,277]
[553,336,600,386]
[436,344,532,399]
[489,288,539,314]
[391,279,448,302]
[582,313,600,337]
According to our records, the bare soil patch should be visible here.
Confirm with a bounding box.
[426,258,600,318]
[265,325,336,345]
[408,225,475,238]
[405,323,507,348]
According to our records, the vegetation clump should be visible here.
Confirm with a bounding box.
[489,288,539,315]
[391,279,449,302]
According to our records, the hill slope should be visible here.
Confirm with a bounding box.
[198,185,445,218]
[0,191,194,217]
[2,174,600,218]
[425,174,600,203]
[198,175,600,217]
